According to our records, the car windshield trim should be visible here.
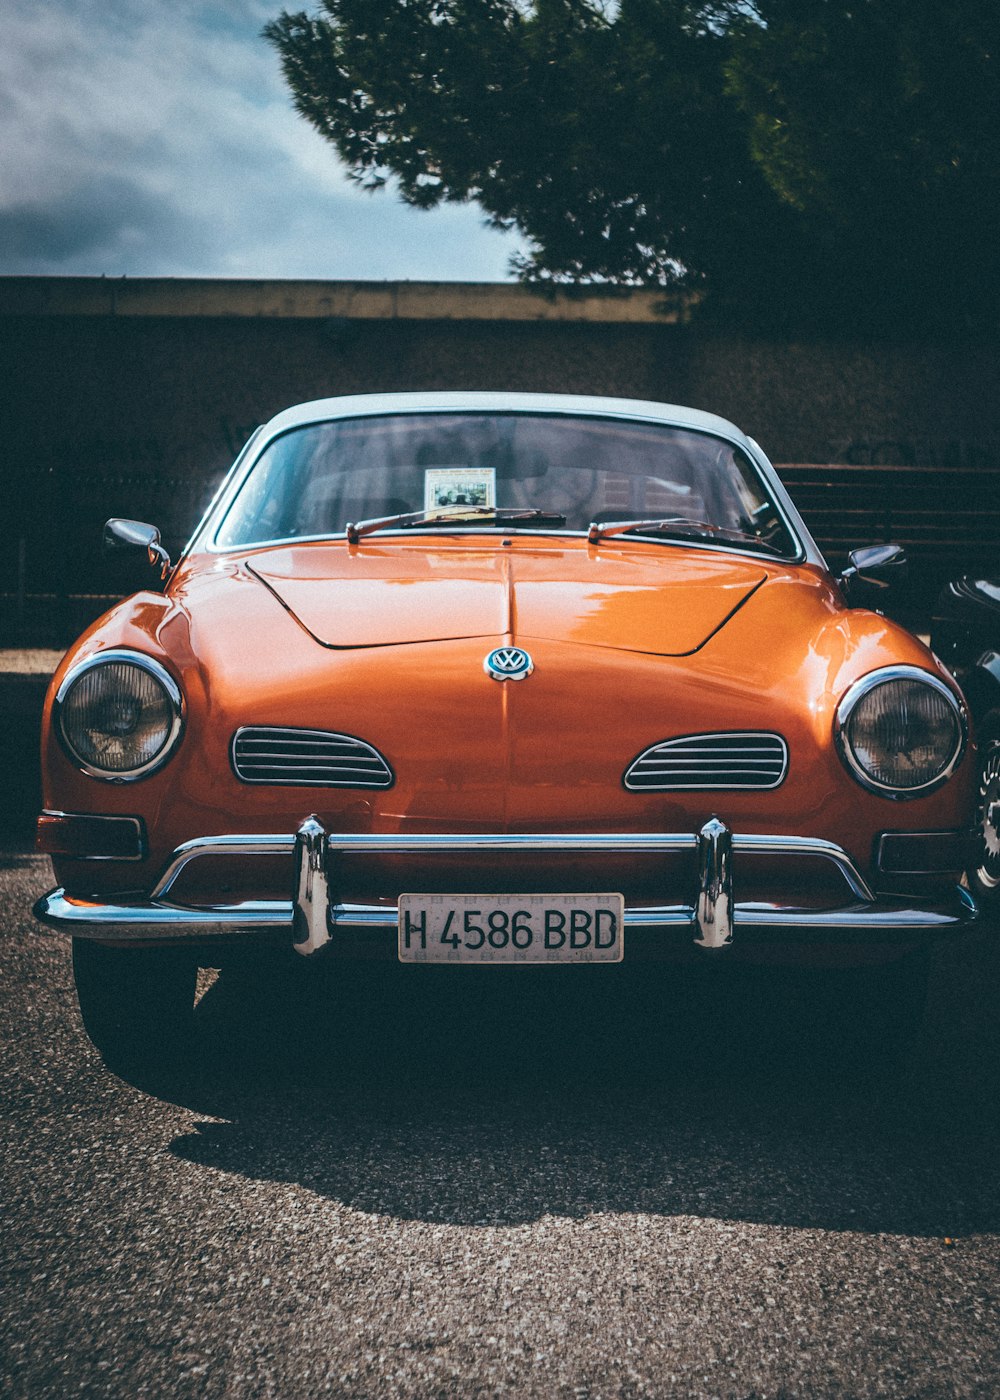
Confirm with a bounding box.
[214,526,795,565]
[204,409,806,564]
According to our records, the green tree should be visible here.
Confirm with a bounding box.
[264,0,999,332]
[726,1,1000,331]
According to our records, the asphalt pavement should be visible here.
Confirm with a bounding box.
[2,846,1000,1399]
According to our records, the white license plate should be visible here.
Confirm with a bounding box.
[398,893,625,964]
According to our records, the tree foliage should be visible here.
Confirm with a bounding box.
[727,1,1000,331]
[264,0,1000,332]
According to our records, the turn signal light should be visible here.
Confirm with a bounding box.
[35,811,146,861]
[876,829,977,876]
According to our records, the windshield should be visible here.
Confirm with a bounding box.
[214,412,797,557]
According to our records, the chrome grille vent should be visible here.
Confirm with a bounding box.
[232,727,394,788]
[624,732,788,791]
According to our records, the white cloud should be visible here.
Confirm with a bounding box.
[0,0,524,278]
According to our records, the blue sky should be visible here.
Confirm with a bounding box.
[0,0,525,280]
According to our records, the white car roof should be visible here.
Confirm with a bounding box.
[260,391,758,454]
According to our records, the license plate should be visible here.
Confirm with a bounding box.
[398,893,625,964]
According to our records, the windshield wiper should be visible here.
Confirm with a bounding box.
[586,516,785,555]
[346,506,566,543]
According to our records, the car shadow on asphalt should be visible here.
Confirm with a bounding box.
[126,941,1000,1238]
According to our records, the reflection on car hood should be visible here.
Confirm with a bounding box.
[246,540,768,656]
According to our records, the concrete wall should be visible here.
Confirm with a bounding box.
[4,277,997,475]
[2,277,998,631]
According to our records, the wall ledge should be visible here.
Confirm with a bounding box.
[0,276,694,324]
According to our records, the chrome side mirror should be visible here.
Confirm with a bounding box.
[839,543,908,608]
[103,518,172,580]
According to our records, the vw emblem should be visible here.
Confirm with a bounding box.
[484,646,534,682]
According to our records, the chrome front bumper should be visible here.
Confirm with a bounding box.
[34,817,978,951]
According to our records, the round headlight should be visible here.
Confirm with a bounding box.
[55,651,183,780]
[835,666,966,797]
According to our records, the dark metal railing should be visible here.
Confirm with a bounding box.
[776,463,1000,622]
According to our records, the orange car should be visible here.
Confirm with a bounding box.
[34,392,978,1062]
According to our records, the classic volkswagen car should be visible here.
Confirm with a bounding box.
[34,392,978,1061]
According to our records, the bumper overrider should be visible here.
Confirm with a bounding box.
[34,817,978,953]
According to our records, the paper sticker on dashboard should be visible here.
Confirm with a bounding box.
[424,467,496,512]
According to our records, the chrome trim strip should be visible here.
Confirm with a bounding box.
[152,834,294,900]
[35,891,293,935]
[53,650,185,783]
[147,829,876,904]
[834,665,968,800]
[734,834,875,900]
[33,889,976,940]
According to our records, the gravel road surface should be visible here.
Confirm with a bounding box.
[3,848,999,1398]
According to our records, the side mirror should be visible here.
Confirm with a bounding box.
[103,518,172,580]
[839,543,908,608]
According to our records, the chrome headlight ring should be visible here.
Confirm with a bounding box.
[834,664,967,800]
[54,649,185,782]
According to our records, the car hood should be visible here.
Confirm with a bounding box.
[245,540,769,656]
